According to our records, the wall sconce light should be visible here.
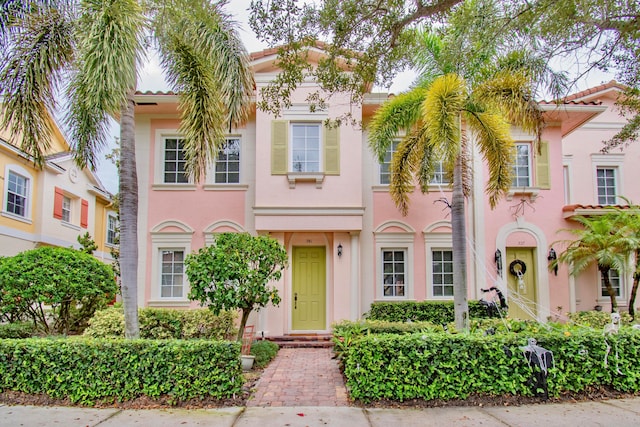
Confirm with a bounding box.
[337,243,343,258]
[547,248,558,276]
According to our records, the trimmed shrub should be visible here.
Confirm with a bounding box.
[365,300,504,323]
[0,338,243,405]
[250,340,279,368]
[0,322,35,339]
[83,306,236,340]
[567,310,634,328]
[342,328,640,402]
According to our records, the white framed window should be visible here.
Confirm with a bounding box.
[512,142,531,187]
[62,196,71,222]
[375,230,415,300]
[291,123,321,173]
[596,167,616,205]
[215,137,240,184]
[430,160,450,185]
[163,137,188,184]
[106,214,118,246]
[432,249,454,297]
[3,165,32,222]
[379,140,399,185]
[600,269,623,300]
[160,249,185,298]
[382,249,406,297]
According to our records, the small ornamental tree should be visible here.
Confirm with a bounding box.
[186,232,288,341]
[0,246,118,333]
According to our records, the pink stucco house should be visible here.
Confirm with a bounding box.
[132,46,634,336]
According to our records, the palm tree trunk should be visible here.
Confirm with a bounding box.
[119,89,140,338]
[452,154,469,331]
[600,266,618,313]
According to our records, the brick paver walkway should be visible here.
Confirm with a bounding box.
[247,348,349,407]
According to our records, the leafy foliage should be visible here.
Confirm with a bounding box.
[186,232,288,341]
[0,247,117,334]
[0,338,243,404]
[77,232,98,254]
[0,322,36,339]
[250,340,280,368]
[365,301,506,323]
[83,306,237,340]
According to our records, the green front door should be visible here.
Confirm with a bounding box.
[292,246,326,330]
[506,248,537,320]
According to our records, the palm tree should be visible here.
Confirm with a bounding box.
[0,0,254,337]
[554,214,633,313]
[368,31,545,330]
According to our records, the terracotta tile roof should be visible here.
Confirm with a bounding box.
[537,100,602,106]
[249,41,329,61]
[563,204,633,214]
[135,90,177,96]
[563,80,626,102]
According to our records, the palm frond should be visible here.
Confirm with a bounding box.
[422,73,466,157]
[389,127,425,216]
[67,0,145,169]
[465,110,514,207]
[367,87,427,162]
[0,3,74,166]
[155,0,252,183]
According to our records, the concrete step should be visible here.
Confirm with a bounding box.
[264,334,334,348]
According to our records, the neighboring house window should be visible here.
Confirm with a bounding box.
[380,140,399,185]
[512,143,531,187]
[291,123,320,172]
[432,249,454,297]
[431,160,449,185]
[107,214,118,245]
[6,170,28,217]
[596,167,616,205]
[215,138,240,184]
[163,138,188,183]
[382,249,406,297]
[600,269,621,299]
[61,196,71,222]
[161,249,184,298]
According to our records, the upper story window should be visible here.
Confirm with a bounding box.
[61,196,71,222]
[382,249,406,297]
[379,141,399,185]
[6,170,29,217]
[596,167,616,205]
[163,138,188,184]
[430,160,450,185]
[512,143,531,187]
[291,123,321,173]
[432,249,454,297]
[215,138,240,184]
[107,214,118,245]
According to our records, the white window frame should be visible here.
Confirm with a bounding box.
[290,122,322,173]
[512,142,532,188]
[153,131,195,189]
[431,249,454,298]
[379,140,399,185]
[150,227,193,306]
[430,160,450,186]
[106,213,118,246]
[591,153,624,206]
[375,232,414,300]
[214,137,241,184]
[424,230,454,300]
[596,167,617,205]
[599,269,625,302]
[62,195,72,223]
[2,165,33,223]
[160,249,186,298]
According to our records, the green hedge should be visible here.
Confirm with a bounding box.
[365,300,504,323]
[342,329,640,402]
[250,340,279,368]
[0,338,243,404]
[0,322,36,339]
[83,306,237,340]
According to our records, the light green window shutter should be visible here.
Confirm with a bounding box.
[535,141,550,189]
[324,125,340,175]
[271,120,288,175]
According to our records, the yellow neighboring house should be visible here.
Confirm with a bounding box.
[0,106,117,262]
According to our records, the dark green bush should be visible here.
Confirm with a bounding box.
[83,306,237,340]
[250,340,279,368]
[0,338,243,405]
[365,300,504,323]
[567,310,634,328]
[0,247,117,334]
[342,329,640,402]
[0,322,35,339]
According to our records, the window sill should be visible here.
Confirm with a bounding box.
[1,211,32,224]
[374,298,416,302]
[61,221,81,231]
[506,187,540,201]
[152,184,197,191]
[203,184,249,191]
[372,185,450,192]
[147,299,192,307]
[287,172,325,189]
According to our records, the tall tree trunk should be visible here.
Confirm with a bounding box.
[452,154,469,331]
[120,89,140,338]
[237,308,252,343]
[600,266,618,313]
[629,274,639,320]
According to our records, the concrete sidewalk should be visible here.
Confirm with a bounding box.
[2,398,640,427]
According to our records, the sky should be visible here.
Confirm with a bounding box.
[95,0,615,194]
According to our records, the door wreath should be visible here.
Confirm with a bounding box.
[509,259,527,276]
